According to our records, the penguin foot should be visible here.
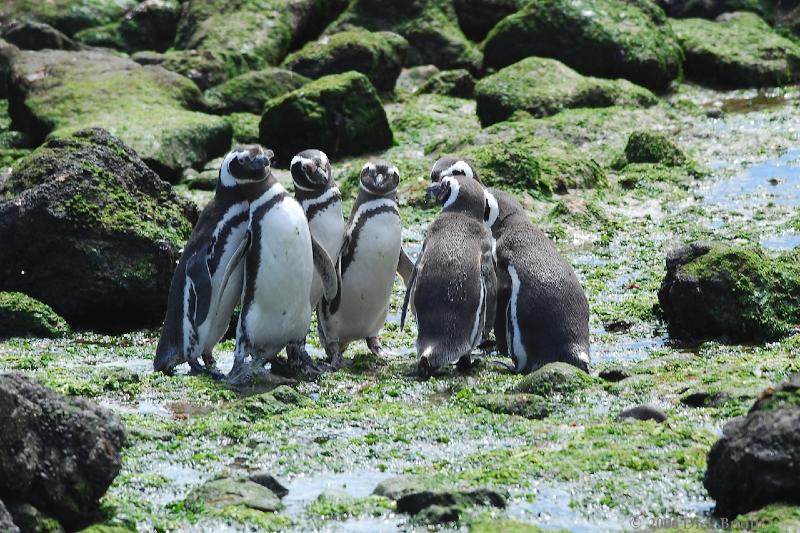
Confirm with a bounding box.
[325,342,352,370]
[366,337,386,358]
[477,337,496,352]
[416,357,434,380]
[286,344,328,380]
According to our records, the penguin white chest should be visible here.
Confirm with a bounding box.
[307,201,345,304]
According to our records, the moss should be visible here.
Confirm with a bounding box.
[620,131,687,167]
[672,12,800,87]
[473,393,551,419]
[0,99,30,169]
[0,291,69,338]
[475,57,657,126]
[73,22,126,49]
[78,526,135,533]
[735,504,800,532]
[133,49,230,91]
[418,69,475,98]
[470,518,556,533]
[306,493,393,520]
[516,362,595,396]
[0,0,139,36]
[483,0,683,92]
[204,68,310,114]
[227,113,261,145]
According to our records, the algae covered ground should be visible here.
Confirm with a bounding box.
[2,84,800,532]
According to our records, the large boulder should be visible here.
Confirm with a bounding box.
[474,57,657,126]
[516,362,595,396]
[6,48,231,181]
[704,374,800,518]
[0,501,20,533]
[655,0,773,19]
[0,0,139,36]
[283,29,408,91]
[418,69,475,98]
[658,242,800,342]
[325,0,481,72]
[0,292,69,339]
[74,0,181,54]
[671,12,800,88]
[452,0,527,41]
[2,21,82,51]
[131,49,229,91]
[0,374,125,528]
[204,68,310,114]
[259,71,392,161]
[483,0,684,92]
[0,128,196,331]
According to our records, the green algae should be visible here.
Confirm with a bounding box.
[204,68,310,114]
[0,0,139,36]
[0,292,69,339]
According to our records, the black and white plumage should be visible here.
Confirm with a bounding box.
[489,188,591,373]
[401,174,497,377]
[154,146,271,375]
[318,161,404,368]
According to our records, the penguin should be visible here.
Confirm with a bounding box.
[488,188,591,373]
[317,161,404,368]
[154,146,269,375]
[223,149,340,383]
[401,174,497,377]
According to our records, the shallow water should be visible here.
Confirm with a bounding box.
[703,148,800,208]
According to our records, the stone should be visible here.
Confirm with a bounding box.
[373,476,420,500]
[4,501,64,533]
[475,57,657,126]
[0,374,125,528]
[131,49,229,91]
[185,477,283,513]
[598,367,631,382]
[204,68,310,114]
[396,487,507,515]
[672,12,800,88]
[418,69,475,98]
[3,21,81,51]
[483,0,683,92]
[396,64,440,94]
[415,504,461,524]
[0,128,196,331]
[259,72,392,161]
[616,130,687,167]
[0,292,69,339]
[452,0,528,41]
[617,404,667,422]
[515,362,595,396]
[119,0,180,52]
[474,393,551,419]
[0,500,20,533]
[249,471,289,498]
[0,38,18,98]
[283,29,408,92]
[227,113,260,145]
[0,0,139,37]
[656,0,772,19]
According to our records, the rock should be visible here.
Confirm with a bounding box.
[680,387,759,408]
[326,0,481,72]
[119,0,180,53]
[227,113,260,145]
[418,69,475,98]
[131,49,229,91]
[249,471,289,498]
[204,68,309,114]
[259,72,392,162]
[618,404,667,422]
[283,29,407,92]
[0,38,18,98]
[656,0,771,19]
[615,130,687,167]
[185,477,283,513]
[0,128,196,330]
[0,0,139,37]
[0,500,20,533]
[3,21,81,51]
[598,367,631,382]
[657,242,800,342]
[415,504,461,524]
[516,362,594,396]
[372,476,419,500]
[77,526,135,533]
[0,374,125,528]
[704,375,800,518]
[396,64,440,93]
[4,501,64,533]
[452,0,528,41]
[474,393,551,419]
[183,156,222,191]
[672,12,800,88]
[483,0,683,92]
[475,57,657,126]
[0,292,69,339]
[396,487,506,515]
[7,48,231,181]
[174,0,348,76]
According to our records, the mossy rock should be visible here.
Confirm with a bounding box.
[259,71,392,161]
[616,131,687,167]
[452,0,528,41]
[418,69,475,98]
[0,128,196,331]
[516,362,595,396]
[131,49,229,91]
[483,0,683,92]
[0,292,69,338]
[655,0,773,19]
[658,242,800,342]
[204,68,310,114]
[74,0,180,53]
[227,113,261,145]
[672,12,800,87]
[751,374,800,412]
[3,20,81,51]
[7,49,231,182]
[0,0,139,36]
[78,526,135,533]
[475,57,658,126]
[474,393,551,419]
[326,0,481,72]
[185,477,283,513]
[283,29,408,91]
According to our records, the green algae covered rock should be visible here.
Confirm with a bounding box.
[131,49,229,91]
[656,0,773,19]
[475,57,657,126]
[75,0,180,54]
[7,49,231,182]
[185,477,283,513]
[516,362,595,396]
[204,68,310,114]
[658,242,800,342]
[418,69,475,98]
[259,71,392,161]
[0,0,139,37]
[483,0,683,92]
[227,113,261,145]
[0,292,69,338]
[474,393,551,419]
[283,29,408,91]
[619,131,687,166]
[452,0,528,41]
[326,0,481,72]
[672,12,800,88]
[0,128,196,330]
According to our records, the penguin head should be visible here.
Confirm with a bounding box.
[360,160,400,196]
[290,149,332,192]
[488,187,526,237]
[430,156,481,184]
[219,145,273,187]
[426,174,485,218]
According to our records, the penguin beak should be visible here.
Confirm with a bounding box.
[425,182,449,204]
[311,166,329,186]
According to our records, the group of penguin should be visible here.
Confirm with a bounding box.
[154,144,590,382]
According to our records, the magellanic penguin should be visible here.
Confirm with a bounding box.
[154,146,269,375]
[223,148,340,383]
[488,188,591,373]
[317,161,404,368]
[401,174,497,377]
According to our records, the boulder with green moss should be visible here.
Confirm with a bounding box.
[658,242,800,342]
[185,476,284,513]
[3,21,82,51]
[516,362,595,396]
[7,48,231,181]
[227,113,261,145]
[325,0,481,72]
[131,49,229,90]
[655,0,774,19]
[418,69,475,98]
[613,130,688,168]
[474,393,551,419]
[74,0,180,53]
[452,0,528,41]
[283,29,408,91]
[0,0,139,36]
[475,57,658,126]
[672,12,800,87]
[0,128,196,330]
[204,68,310,114]
[483,0,683,92]
[0,292,69,338]
[259,71,392,161]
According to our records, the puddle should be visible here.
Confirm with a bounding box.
[706,89,796,114]
[283,471,394,516]
[591,332,667,364]
[703,148,800,208]
[508,485,626,532]
[760,232,800,250]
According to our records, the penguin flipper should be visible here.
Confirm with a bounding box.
[312,235,341,314]
[397,248,415,287]
[481,242,498,339]
[186,252,212,326]
[215,229,251,313]
[400,246,423,330]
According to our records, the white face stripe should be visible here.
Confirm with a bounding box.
[469,273,486,348]
[347,198,397,236]
[442,176,460,209]
[212,202,248,242]
[484,190,499,229]
[219,151,239,188]
[508,264,528,372]
[291,155,329,187]
[443,160,474,180]
[249,182,287,214]
[301,186,340,212]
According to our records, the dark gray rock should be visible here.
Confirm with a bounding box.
[185,477,283,513]
[599,367,630,382]
[249,471,289,498]
[452,0,527,41]
[3,21,80,51]
[618,404,667,422]
[396,487,507,515]
[119,0,180,53]
[5,501,63,533]
[0,500,20,533]
[372,476,419,501]
[418,68,475,98]
[0,374,126,528]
